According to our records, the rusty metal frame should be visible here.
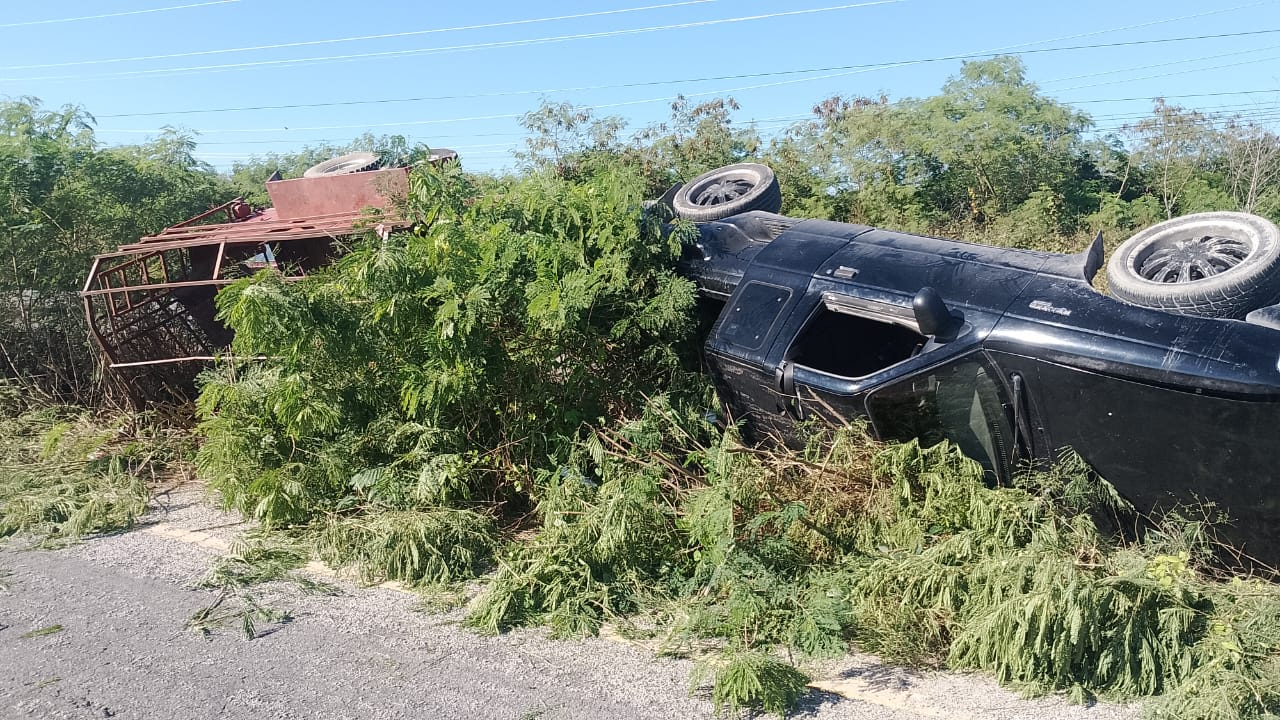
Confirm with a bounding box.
[82,205,404,369]
[164,197,252,230]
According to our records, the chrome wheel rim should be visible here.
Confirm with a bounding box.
[691,177,755,207]
[1138,235,1252,283]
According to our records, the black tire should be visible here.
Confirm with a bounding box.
[671,163,782,222]
[302,151,381,178]
[1105,211,1280,318]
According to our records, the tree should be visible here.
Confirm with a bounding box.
[786,94,933,227]
[1219,118,1280,215]
[0,98,232,401]
[1123,100,1213,219]
[516,101,625,176]
[911,57,1091,221]
[638,96,761,181]
[770,58,1093,231]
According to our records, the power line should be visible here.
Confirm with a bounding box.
[2,0,719,70]
[81,2,1280,163]
[155,92,1280,166]
[1091,101,1280,121]
[1065,89,1280,104]
[1092,117,1280,134]
[16,0,1276,90]
[1055,52,1280,93]
[1096,103,1280,125]
[153,104,1280,169]
[1043,42,1280,85]
[97,86,1280,123]
[743,101,1280,132]
[138,103,1280,163]
[87,3,1280,152]
[94,77,1280,140]
[88,28,1280,121]
[0,1,906,83]
[0,1,239,29]
[743,103,1280,133]
[16,0,1268,75]
[91,44,1280,135]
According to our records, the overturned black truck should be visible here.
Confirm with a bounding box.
[668,163,1280,563]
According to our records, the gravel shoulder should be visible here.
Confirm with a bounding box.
[0,487,1143,720]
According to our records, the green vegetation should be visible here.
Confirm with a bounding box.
[186,588,292,640]
[20,624,64,638]
[188,531,325,640]
[0,407,190,542]
[2,56,1280,718]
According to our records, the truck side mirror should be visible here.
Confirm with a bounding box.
[913,287,957,339]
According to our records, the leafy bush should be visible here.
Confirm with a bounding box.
[315,508,497,586]
[466,406,1279,719]
[691,651,810,717]
[197,158,703,597]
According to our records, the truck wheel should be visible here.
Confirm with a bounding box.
[302,151,381,178]
[1105,211,1280,318]
[672,163,782,222]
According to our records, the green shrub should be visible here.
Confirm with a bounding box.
[316,508,497,586]
[197,160,701,529]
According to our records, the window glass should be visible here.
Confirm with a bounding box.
[867,359,1012,478]
[719,282,791,350]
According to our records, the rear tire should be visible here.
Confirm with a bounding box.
[1105,212,1280,318]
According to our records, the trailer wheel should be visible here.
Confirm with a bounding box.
[302,151,381,178]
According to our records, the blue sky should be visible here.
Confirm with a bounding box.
[2,0,1279,174]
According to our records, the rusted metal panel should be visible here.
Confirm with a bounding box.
[123,209,397,251]
[266,167,409,220]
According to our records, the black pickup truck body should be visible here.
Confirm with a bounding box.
[681,211,1280,560]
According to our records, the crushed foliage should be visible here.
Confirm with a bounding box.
[0,408,190,542]
[191,531,319,640]
[186,588,292,641]
[692,650,811,717]
[199,530,311,590]
[466,409,1280,719]
[315,508,497,587]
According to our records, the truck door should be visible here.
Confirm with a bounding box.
[703,280,800,440]
[778,293,1017,480]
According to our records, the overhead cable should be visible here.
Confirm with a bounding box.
[0,1,906,82]
[2,0,719,69]
[89,28,1280,120]
[0,1,239,29]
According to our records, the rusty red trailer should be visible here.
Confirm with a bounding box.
[81,165,414,375]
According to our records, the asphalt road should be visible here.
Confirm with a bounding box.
[0,490,1143,720]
